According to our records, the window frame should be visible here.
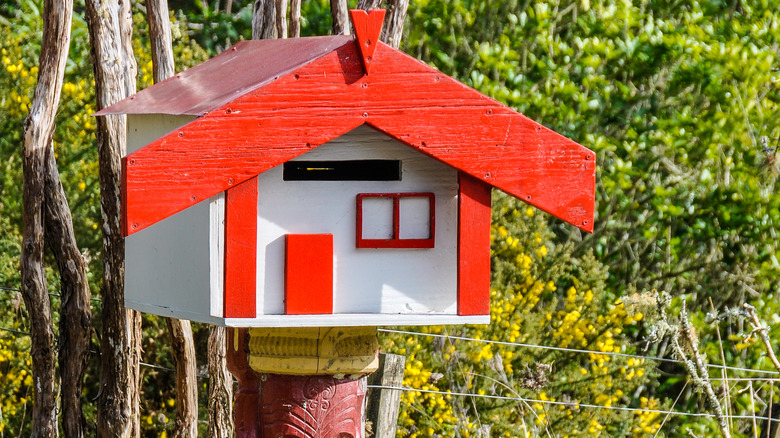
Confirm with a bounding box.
[355,192,435,249]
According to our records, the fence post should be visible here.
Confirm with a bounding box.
[366,353,405,438]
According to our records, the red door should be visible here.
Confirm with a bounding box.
[284,234,334,314]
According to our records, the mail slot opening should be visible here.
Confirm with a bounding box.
[283,160,401,181]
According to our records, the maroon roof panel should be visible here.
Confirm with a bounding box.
[95,35,353,116]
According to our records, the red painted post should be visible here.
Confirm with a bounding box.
[226,328,377,438]
[260,375,366,438]
[226,328,261,437]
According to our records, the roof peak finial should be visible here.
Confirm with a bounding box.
[349,9,386,75]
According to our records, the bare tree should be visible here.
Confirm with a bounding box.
[208,327,234,437]
[146,0,175,81]
[289,0,300,37]
[166,319,199,437]
[357,0,383,10]
[275,0,288,38]
[45,147,93,438]
[84,0,141,435]
[143,0,200,435]
[20,0,73,434]
[381,0,409,49]
[354,0,410,48]
[252,0,276,39]
[329,0,349,35]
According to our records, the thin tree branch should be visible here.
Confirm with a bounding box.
[744,304,780,373]
[44,148,92,438]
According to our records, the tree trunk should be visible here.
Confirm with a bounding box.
[357,0,383,10]
[44,148,92,438]
[166,319,199,437]
[252,0,276,39]
[21,0,73,435]
[144,0,200,435]
[84,0,140,435]
[275,0,288,38]
[289,0,300,37]
[208,327,234,438]
[329,0,349,35]
[380,0,408,48]
[145,0,175,80]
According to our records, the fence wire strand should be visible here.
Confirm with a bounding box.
[3,287,780,426]
[2,325,779,424]
[379,328,780,376]
[366,384,780,424]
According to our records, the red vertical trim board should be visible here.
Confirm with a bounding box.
[224,176,258,318]
[457,172,492,316]
[121,156,129,237]
[285,234,334,315]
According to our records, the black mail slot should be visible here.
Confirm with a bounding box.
[283,160,402,181]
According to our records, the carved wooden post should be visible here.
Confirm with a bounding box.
[227,327,379,438]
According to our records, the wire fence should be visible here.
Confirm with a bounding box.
[3,286,780,428]
[379,328,780,376]
[365,384,780,424]
[4,320,778,425]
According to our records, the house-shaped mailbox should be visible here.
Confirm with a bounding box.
[97,11,596,328]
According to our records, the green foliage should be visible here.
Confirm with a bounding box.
[403,0,780,306]
[384,197,659,437]
[0,1,210,434]
[395,1,780,435]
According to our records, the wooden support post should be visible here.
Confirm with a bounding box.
[365,354,405,438]
[759,403,780,438]
[227,327,380,438]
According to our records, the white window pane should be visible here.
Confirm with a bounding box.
[399,197,431,239]
[361,197,394,239]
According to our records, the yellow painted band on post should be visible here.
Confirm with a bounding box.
[246,326,379,376]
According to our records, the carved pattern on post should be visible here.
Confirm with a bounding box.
[247,327,379,375]
[227,328,262,438]
[260,374,365,438]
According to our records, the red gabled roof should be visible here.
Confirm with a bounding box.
[98,36,352,116]
[100,36,596,235]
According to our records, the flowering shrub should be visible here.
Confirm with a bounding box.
[382,195,662,437]
[0,2,210,435]
[0,334,32,434]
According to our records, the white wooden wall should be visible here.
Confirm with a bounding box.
[124,114,227,323]
[252,125,459,316]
